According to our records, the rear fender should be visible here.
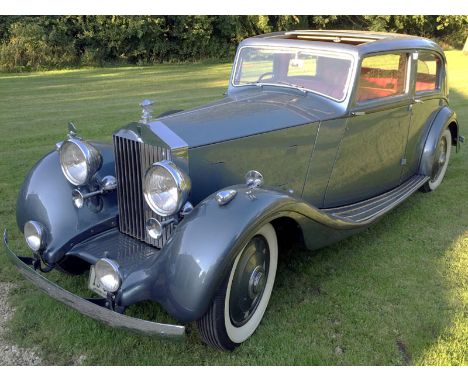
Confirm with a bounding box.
[16,142,118,264]
[419,106,458,176]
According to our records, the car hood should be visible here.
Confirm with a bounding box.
[156,88,345,148]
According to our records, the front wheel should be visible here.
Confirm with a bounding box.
[197,223,278,351]
[421,128,452,192]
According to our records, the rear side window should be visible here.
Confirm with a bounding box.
[356,53,408,102]
[415,52,441,93]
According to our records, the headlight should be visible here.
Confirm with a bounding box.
[24,221,45,252]
[94,259,121,293]
[59,138,102,186]
[143,160,191,216]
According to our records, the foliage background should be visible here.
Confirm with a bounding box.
[0,15,467,72]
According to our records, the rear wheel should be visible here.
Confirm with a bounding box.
[197,223,278,351]
[421,128,452,192]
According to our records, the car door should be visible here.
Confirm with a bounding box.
[324,52,412,207]
[401,50,445,182]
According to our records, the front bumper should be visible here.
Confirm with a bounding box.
[3,229,185,338]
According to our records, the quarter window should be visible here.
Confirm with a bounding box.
[415,52,441,93]
[357,53,408,102]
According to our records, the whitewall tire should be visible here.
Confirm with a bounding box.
[421,128,452,192]
[197,223,278,350]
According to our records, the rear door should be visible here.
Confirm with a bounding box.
[401,50,445,182]
[324,52,412,207]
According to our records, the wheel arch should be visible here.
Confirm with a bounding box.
[158,186,300,323]
[270,216,305,254]
[419,106,458,177]
[447,120,459,148]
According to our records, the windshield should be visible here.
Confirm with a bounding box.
[232,46,354,101]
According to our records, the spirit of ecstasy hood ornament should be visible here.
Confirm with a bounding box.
[68,122,77,138]
[140,99,155,124]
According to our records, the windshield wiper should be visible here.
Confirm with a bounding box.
[242,81,308,94]
[275,81,308,93]
[243,81,263,87]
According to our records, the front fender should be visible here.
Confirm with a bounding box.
[16,142,118,264]
[158,186,288,321]
[419,106,458,176]
[157,185,365,322]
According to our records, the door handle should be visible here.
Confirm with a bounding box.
[413,98,424,104]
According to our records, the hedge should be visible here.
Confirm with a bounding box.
[0,16,467,71]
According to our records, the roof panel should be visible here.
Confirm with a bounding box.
[242,30,444,57]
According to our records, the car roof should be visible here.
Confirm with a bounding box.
[240,30,444,57]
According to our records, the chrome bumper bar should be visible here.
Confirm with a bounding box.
[3,229,185,338]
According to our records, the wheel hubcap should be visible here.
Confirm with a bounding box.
[249,266,266,299]
[431,136,447,181]
[229,235,270,327]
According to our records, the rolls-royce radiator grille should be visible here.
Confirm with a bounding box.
[113,135,174,248]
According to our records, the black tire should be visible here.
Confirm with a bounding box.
[420,128,452,193]
[196,223,278,351]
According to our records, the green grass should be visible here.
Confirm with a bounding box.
[0,52,467,365]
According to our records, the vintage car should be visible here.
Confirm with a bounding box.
[4,30,462,351]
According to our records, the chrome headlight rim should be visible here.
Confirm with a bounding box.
[59,138,102,186]
[143,160,191,217]
[94,258,122,293]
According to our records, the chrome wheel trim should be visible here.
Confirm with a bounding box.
[228,235,270,327]
[224,223,278,344]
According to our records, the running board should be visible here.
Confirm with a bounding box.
[322,175,429,224]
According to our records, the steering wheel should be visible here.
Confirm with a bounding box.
[257,72,274,82]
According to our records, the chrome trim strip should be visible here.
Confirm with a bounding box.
[3,229,185,338]
[322,175,429,224]
[148,121,188,151]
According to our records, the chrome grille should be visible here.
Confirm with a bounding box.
[113,135,173,248]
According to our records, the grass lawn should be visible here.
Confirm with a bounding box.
[0,52,466,365]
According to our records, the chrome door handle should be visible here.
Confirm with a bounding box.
[413,98,424,104]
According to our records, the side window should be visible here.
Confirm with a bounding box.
[357,53,408,102]
[415,52,441,93]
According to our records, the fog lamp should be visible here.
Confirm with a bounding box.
[24,221,45,252]
[72,189,85,208]
[146,218,163,240]
[94,259,121,293]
